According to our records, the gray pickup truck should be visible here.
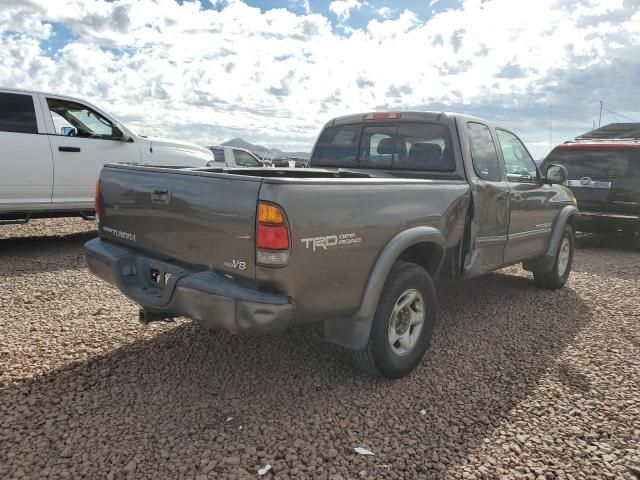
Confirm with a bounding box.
[85,112,578,378]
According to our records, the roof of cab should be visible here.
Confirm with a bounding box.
[326,111,508,130]
[0,86,86,102]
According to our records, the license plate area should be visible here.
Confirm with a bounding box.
[116,255,189,307]
[144,259,184,294]
[150,268,173,288]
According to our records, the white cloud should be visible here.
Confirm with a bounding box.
[377,6,393,18]
[329,0,362,22]
[0,0,639,156]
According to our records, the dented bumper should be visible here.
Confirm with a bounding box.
[84,238,294,334]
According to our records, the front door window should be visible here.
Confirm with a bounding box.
[496,129,537,182]
[47,98,118,139]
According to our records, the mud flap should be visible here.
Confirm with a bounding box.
[324,317,373,350]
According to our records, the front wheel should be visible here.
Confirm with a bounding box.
[533,225,574,289]
[351,262,437,379]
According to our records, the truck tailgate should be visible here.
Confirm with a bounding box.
[98,165,261,281]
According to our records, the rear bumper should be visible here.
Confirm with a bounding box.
[84,238,294,334]
[578,211,640,233]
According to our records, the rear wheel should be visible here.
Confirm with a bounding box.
[533,225,574,289]
[351,262,437,379]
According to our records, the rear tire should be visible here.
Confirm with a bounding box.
[351,262,437,379]
[533,225,574,289]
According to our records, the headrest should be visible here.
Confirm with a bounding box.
[408,143,442,163]
[377,137,395,155]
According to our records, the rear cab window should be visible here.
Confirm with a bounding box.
[311,122,456,172]
[0,92,38,134]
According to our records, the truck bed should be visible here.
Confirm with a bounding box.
[97,164,471,321]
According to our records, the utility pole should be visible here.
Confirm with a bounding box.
[549,104,553,149]
[598,100,603,128]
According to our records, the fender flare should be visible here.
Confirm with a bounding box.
[324,226,444,350]
[523,205,579,273]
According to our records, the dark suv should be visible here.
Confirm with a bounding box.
[541,141,640,235]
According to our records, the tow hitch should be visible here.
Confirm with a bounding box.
[138,308,174,325]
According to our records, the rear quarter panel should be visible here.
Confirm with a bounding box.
[257,178,470,322]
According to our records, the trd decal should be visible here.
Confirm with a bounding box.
[300,233,362,252]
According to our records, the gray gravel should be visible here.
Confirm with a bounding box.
[1,219,639,479]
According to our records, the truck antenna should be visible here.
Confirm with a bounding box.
[598,100,603,127]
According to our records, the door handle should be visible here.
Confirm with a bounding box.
[59,146,81,152]
[512,193,523,201]
[497,192,508,200]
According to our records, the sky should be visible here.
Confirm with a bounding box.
[1,0,639,158]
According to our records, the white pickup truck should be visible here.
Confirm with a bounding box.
[0,87,213,224]
[206,145,264,168]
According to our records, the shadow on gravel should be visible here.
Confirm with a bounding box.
[0,270,592,478]
[574,233,640,281]
[0,231,96,277]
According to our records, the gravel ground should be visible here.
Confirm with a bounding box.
[1,219,639,480]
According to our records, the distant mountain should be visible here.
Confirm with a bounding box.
[221,137,309,159]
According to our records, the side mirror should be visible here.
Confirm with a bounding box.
[546,164,568,184]
[61,126,77,136]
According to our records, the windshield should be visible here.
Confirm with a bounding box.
[311,122,455,171]
[544,146,640,178]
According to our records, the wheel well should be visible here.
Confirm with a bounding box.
[396,242,443,277]
[567,214,577,232]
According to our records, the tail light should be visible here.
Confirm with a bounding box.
[256,201,290,267]
[94,181,101,223]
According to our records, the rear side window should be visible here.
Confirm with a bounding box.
[466,122,502,181]
[544,146,639,178]
[312,122,455,171]
[209,148,225,162]
[0,92,38,134]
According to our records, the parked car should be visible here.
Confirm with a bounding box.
[272,157,307,167]
[0,87,213,224]
[85,111,577,378]
[541,140,639,235]
[205,146,264,168]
